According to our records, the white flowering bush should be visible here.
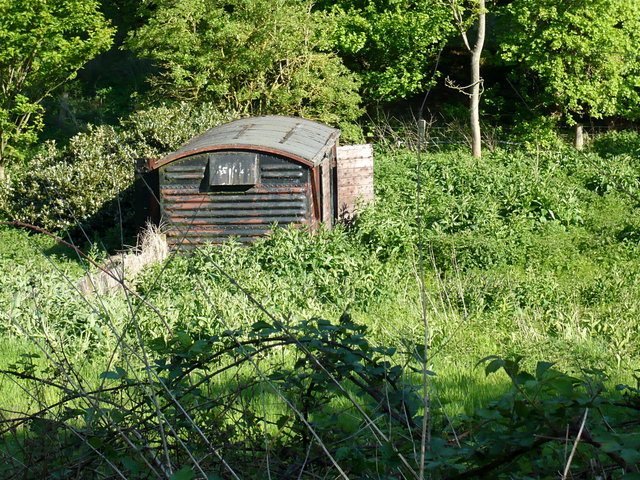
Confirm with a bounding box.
[121,102,236,158]
[0,103,234,231]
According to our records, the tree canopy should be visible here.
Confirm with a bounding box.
[316,0,454,103]
[0,0,114,170]
[127,0,363,134]
[2,0,640,164]
[500,0,640,123]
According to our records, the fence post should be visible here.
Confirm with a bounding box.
[575,125,584,150]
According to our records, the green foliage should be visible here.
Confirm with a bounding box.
[316,0,454,102]
[3,137,640,477]
[0,312,424,478]
[460,357,640,478]
[134,225,403,338]
[505,116,568,151]
[350,147,417,258]
[402,147,640,270]
[500,0,640,123]
[591,130,640,159]
[0,103,233,231]
[2,306,640,477]
[1,127,134,232]
[0,0,114,166]
[119,102,236,159]
[0,226,113,355]
[127,0,363,137]
[4,138,640,369]
[365,144,640,369]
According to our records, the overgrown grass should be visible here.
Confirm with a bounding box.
[3,140,640,399]
[1,133,640,477]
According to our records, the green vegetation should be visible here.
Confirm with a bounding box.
[500,0,640,123]
[315,0,453,102]
[128,0,363,138]
[2,133,640,477]
[0,0,113,171]
[2,0,640,476]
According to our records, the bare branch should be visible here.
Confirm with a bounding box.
[444,76,484,97]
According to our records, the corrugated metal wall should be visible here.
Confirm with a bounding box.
[159,152,311,248]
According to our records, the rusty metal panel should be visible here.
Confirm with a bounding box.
[159,152,311,247]
[336,144,374,219]
[157,116,340,168]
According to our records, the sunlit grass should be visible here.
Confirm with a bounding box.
[2,141,640,475]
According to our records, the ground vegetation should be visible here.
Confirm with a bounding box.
[1,0,640,477]
[2,132,640,477]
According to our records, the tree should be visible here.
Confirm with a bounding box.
[314,0,454,104]
[0,0,114,178]
[445,0,487,159]
[500,0,640,124]
[127,0,362,135]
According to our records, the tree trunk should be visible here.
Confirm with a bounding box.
[0,165,5,182]
[470,0,486,159]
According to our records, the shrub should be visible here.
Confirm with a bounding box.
[3,310,640,478]
[120,102,236,158]
[591,129,640,159]
[0,103,234,231]
[0,126,134,231]
[127,0,363,140]
[132,224,402,338]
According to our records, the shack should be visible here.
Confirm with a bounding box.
[136,115,351,248]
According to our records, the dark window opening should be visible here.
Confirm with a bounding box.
[209,152,260,186]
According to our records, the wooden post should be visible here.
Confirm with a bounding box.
[418,119,427,141]
[575,125,584,150]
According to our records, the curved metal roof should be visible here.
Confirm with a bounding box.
[152,115,340,169]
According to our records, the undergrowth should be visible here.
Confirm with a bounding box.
[1,132,640,477]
